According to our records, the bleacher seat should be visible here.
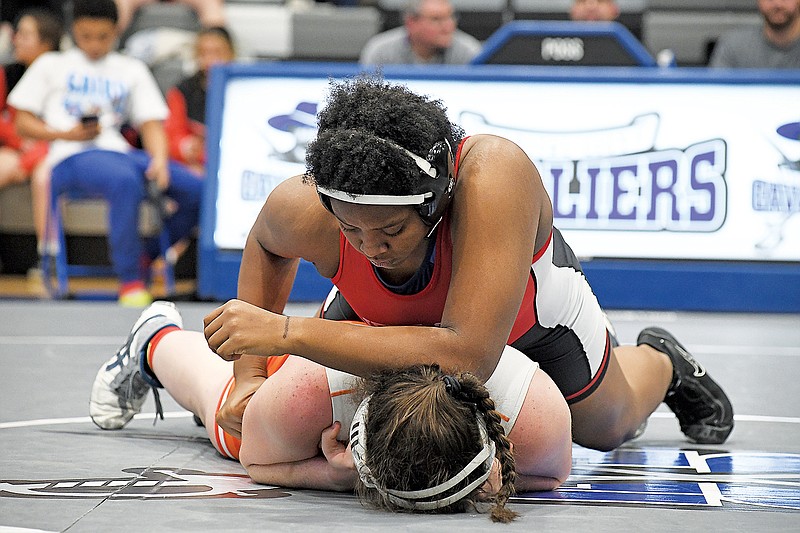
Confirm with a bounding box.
[642,4,760,66]
[293,4,382,61]
[225,1,381,61]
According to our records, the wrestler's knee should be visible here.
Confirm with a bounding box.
[570,402,631,452]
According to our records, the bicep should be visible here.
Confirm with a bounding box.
[238,176,338,309]
[237,218,299,311]
[442,137,549,368]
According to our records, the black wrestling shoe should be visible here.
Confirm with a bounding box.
[637,327,733,444]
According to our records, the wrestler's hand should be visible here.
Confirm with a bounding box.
[320,422,356,490]
[204,299,286,361]
[215,372,265,440]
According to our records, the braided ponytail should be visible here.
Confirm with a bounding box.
[458,373,519,523]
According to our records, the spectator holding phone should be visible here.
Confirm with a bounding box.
[8,0,202,306]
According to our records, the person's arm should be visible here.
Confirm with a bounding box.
[509,368,573,492]
[238,356,356,491]
[245,422,356,492]
[139,119,171,190]
[214,186,307,438]
[164,86,203,166]
[14,109,99,142]
[205,136,551,381]
[246,455,355,492]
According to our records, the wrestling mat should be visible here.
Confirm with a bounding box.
[2,302,798,532]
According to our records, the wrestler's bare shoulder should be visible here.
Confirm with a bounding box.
[259,175,340,269]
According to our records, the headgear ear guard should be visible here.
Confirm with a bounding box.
[317,138,456,231]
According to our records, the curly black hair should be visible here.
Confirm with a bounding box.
[304,75,464,197]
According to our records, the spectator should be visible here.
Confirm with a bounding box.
[114,0,225,33]
[0,9,62,261]
[164,26,234,175]
[359,0,481,66]
[8,0,203,307]
[0,9,61,189]
[709,0,800,68]
[569,0,620,22]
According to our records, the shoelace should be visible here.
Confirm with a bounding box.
[112,345,164,425]
[151,387,164,425]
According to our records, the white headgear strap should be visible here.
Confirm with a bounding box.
[349,394,497,511]
[316,185,432,206]
[316,141,437,207]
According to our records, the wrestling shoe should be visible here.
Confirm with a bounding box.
[90,301,182,429]
[637,327,733,444]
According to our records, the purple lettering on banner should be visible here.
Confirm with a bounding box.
[586,166,601,220]
[551,166,577,219]
[536,139,726,231]
[647,159,679,222]
[753,180,800,213]
[690,150,718,222]
[609,164,637,220]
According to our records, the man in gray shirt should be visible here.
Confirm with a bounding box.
[359,0,482,65]
[709,0,800,68]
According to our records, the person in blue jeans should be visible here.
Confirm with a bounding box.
[9,0,202,306]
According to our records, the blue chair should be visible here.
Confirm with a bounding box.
[42,191,176,300]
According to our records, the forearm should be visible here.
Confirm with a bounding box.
[234,354,268,382]
[139,120,169,164]
[285,316,497,381]
[245,455,356,492]
[14,111,61,141]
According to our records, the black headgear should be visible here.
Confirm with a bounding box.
[317,138,455,231]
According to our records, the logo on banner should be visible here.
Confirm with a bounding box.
[237,102,320,203]
[751,121,800,251]
[460,111,728,232]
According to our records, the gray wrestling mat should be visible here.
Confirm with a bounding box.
[1,301,799,532]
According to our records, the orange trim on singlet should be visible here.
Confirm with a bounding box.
[211,354,291,461]
[266,354,290,377]
[213,377,241,460]
[330,388,356,398]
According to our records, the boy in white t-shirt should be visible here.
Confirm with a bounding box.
[8,0,203,307]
